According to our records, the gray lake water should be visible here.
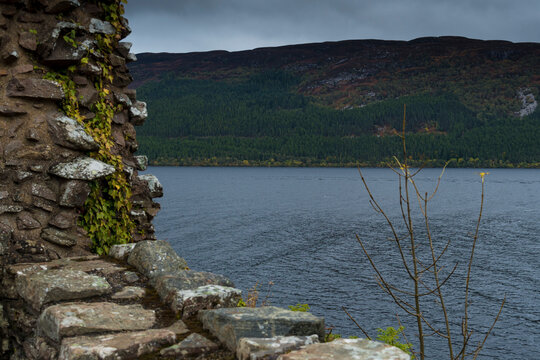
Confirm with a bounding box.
[147,166,540,359]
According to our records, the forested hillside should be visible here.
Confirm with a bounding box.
[128,37,540,167]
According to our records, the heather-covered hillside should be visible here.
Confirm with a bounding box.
[128,37,540,167]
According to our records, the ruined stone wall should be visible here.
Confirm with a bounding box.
[0,0,160,269]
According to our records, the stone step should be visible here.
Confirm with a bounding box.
[170,284,242,319]
[127,240,188,282]
[38,302,156,342]
[199,306,325,352]
[8,256,127,277]
[237,335,319,360]
[58,329,176,360]
[153,270,234,301]
[276,338,411,360]
[15,269,112,311]
[111,286,146,301]
[160,333,219,358]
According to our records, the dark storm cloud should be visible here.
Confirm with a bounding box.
[124,0,540,53]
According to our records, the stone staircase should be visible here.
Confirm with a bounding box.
[1,241,410,359]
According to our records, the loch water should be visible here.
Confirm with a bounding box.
[148,166,540,359]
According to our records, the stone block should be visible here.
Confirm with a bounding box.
[59,329,176,360]
[108,243,136,260]
[127,240,188,281]
[277,338,411,360]
[0,104,26,116]
[154,271,234,301]
[18,32,37,51]
[111,286,146,300]
[44,39,96,66]
[76,85,98,108]
[11,64,33,75]
[16,212,41,230]
[59,180,91,207]
[170,285,242,319]
[49,157,116,180]
[39,302,155,342]
[165,320,190,336]
[237,335,319,360]
[113,92,132,107]
[0,205,23,215]
[89,18,115,35]
[6,78,64,100]
[41,227,79,247]
[137,174,163,198]
[48,211,76,229]
[117,42,132,57]
[133,156,147,172]
[16,269,112,310]
[160,333,219,358]
[47,114,99,151]
[31,183,56,202]
[199,307,325,351]
[45,0,80,14]
[129,101,147,125]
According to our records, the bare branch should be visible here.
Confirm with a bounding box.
[471,296,506,360]
[342,306,372,340]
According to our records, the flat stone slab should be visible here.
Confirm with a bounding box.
[127,240,188,281]
[47,114,99,151]
[160,333,219,358]
[237,335,319,360]
[111,286,146,300]
[59,329,176,360]
[8,257,126,277]
[199,306,325,352]
[16,269,111,310]
[49,157,115,180]
[277,338,411,360]
[154,270,234,301]
[39,302,156,342]
[108,243,136,260]
[172,285,242,319]
[165,320,190,336]
[7,78,64,100]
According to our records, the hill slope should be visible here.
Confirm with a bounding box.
[128,37,540,167]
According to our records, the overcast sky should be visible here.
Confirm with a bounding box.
[124,0,540,54]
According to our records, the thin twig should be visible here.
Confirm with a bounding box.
[342,306,372,340]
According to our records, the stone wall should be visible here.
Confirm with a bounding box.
[0,0,162,355]
[0,0,160,266]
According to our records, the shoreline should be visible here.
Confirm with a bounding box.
[146,161,540,169]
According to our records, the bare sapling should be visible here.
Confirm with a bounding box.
[350,105,505,360]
